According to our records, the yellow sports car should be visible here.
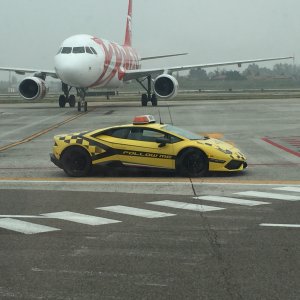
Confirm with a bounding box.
[50,115,247,177]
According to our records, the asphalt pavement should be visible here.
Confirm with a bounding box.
[0,97,299,299]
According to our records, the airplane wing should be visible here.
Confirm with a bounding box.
[141,53,188,61]
[0,66,58,79]
[124,56,294,81]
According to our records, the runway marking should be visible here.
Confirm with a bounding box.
[148,200,224,212]
[0,111,92,152]
[201,132,224,139]
[42,211,121,226]
[193,195,269,206]
[273,186,300,193]
[235,191,300,201]
[260,224,300,228]
[97,206,175,218]
[0,218,60,234]
[262,137,300,158]
[0,178,300,185]
[0,215,48,218]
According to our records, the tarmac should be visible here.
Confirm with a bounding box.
[0,96,299,299]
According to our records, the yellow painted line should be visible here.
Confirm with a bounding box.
[202,132,224,139]
[225,140,236,147]
[0,110,92,152]
[0,177,299,185]
[191,179,300,185]
[0,177,191,183]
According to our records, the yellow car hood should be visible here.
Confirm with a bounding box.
[197,138,246,160]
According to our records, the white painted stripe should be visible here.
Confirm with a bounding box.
[97,206,175,218]
[0,218,60,234]
[235,191,300,201]
[193,195,269,206]
[260,223,300,228]
[0,215,48,218]
[273,186,300,193]
[148,200,224,212]
[42,211,121,225]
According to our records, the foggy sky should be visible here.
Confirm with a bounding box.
[0,0,298,80]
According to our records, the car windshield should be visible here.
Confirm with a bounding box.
[164,124,205,140]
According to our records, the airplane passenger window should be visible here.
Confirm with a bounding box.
[85,47,93,54]
[73,47,85,54]
[61,47,72,54]
[90,47,97,55]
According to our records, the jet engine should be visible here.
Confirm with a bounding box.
[19,77,48,101]
[154,74,178,99]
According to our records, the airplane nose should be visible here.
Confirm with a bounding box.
[54,55,101,87]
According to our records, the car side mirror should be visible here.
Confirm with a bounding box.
[156,137,170,147]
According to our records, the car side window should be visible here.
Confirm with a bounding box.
[169,135,182,144]
[128,128,171,143]
[141,129,165,142]
[101,128,130,139]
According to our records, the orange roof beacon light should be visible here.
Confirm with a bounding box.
[132,115,156,125]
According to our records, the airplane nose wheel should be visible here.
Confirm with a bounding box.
[77,101,87,112]
[59,95,66,108]
[77,88,88,112]
[68,95,76,107]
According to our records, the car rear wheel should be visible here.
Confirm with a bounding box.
[61,147,92,177]
[176,149,208,177]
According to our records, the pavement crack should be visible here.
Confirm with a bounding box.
[189,177,197,196]
[192,181,244,300]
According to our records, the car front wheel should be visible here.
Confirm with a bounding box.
[61,147,92,177]
[176,149,208,177]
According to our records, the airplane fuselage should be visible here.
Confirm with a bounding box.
[54,34,141,89]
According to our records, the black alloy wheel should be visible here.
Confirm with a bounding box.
[61,147,92,177]
[176,149,208,177]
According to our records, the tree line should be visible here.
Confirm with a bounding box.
[188,63,300,81]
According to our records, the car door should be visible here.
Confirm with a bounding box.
[120,127,176,169]
[93,126,177,169]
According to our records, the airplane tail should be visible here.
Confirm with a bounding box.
[123,0,132,47]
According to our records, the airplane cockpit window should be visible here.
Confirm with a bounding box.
[61,47,72,54]
[56,47,62,55]
[90,47,97,55]
[72,47,85,54]
[85,47,93,54]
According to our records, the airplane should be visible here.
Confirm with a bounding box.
[0,0,294,112]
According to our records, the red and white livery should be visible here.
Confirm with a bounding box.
[0,0,293,111]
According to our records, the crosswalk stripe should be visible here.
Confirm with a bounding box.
[273,186,300,193]
[0,218,60,234]
[42,211,121,225]
[97,206,175,218]
[147,200,224,212]
[193,195,269,206]
[235,191,300,201]
[260,223,300,228]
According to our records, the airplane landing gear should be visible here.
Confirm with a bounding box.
[59,82,76,108]
[77,88,88,112]
[137,75,158,107]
